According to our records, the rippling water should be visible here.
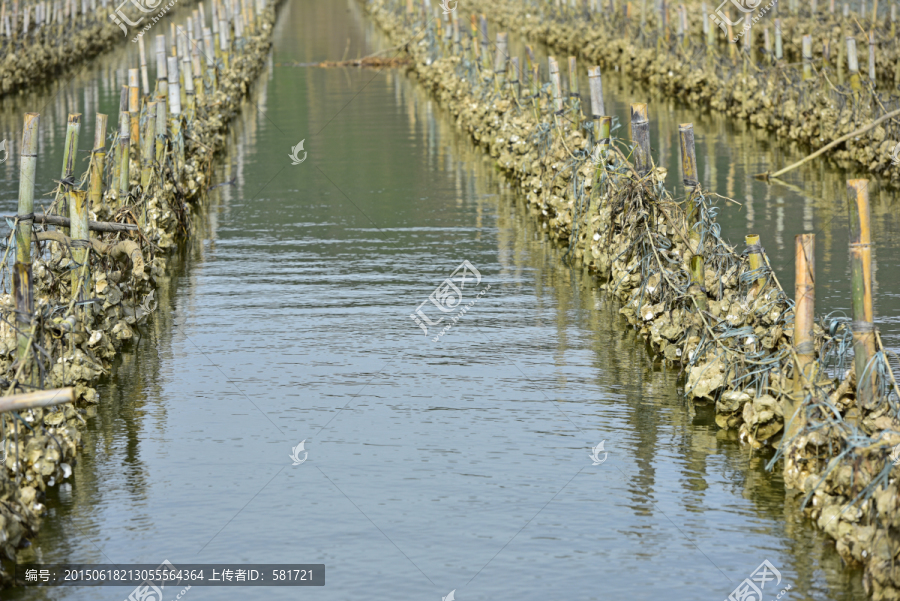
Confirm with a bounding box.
[5,1,899,599]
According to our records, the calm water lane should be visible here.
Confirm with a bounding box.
[9,0,900,599]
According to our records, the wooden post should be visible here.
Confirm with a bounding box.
[847,179,877,413]
[567,56,580,129]
[14,113,38,362]
[630,103,651,176]
[745,234,766,299]
[549,57,563,113]
[88,114,107,214]
[802,34,813,80]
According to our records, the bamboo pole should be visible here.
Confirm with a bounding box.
[802,34,813,79]
[68,189,89,304]
[567,56,580,129]
[867,30,875,84]
[88,113,106,216]
[510,56,520,100]
[141,102,156,191]
[761,107,900,179]
[128,68,140,149]
[59,113,80,235]
[745,234,766,299]
[494,31,508,92]
[847,179,877,413]
[0,388,75,413]
[791,233,816,436]
[117,111,130,197]
[14,113,38,362]
[549,56,563,113]
[155,98,167,168]
[167,55,184,176]
[847,35,861,92]
[774,19,783,60]
[630,103,651,176]
[156,34,168,101]
[678,123,700,240]
[218,18,230,68]
[138,35,151,97]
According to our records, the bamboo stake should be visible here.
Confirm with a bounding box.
[745,234,766,298]
[493,32,507,92]
[14,113,38,362]
[760,107,900,179]
[802,34,813,79]
[156,34,168,101]
[630,103,651,176]
[88,113,106,217]
[789,233,816,439]
[567,56,580,129]
[117,111,130,197]
[678,123,700,236]
[549,56,563,113]
[68,189,89,304]
[128,68,140,149]
[867,29,875,84]
[138,35,151,97]
[155,98,167,166]
[588,66,605,129]
[141,103,156,191]
[847,179,877,414]
[847,35,861,92]
[0,388,74,413]
[774,18,783,60]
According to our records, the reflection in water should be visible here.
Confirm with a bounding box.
[2,1,894,600]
